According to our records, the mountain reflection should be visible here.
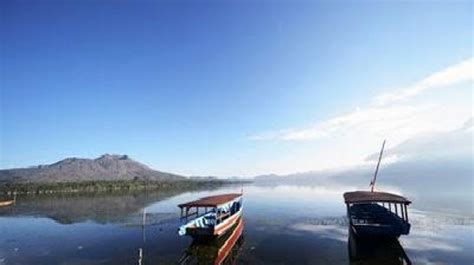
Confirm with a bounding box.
[179,218,244,265]
[0,190,183,224]
[348,231,411,265]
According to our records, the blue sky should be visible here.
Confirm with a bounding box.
[1,1,472,176]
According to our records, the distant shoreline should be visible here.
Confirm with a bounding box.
[0,179,249,195]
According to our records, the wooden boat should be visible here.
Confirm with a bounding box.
[178,193,243,238]
[344,191,411,238]
[343,140,411,239]
[178,218,244,265]
[0,199,14,207]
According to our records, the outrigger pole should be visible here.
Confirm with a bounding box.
[370,139,386,192]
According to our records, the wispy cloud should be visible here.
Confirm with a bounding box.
[249,105,432,140]
[374,58,473,105]
[249,58,473,141]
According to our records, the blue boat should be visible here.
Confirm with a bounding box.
[343,140,412,239]
[344,191,411,238]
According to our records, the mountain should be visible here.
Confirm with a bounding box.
[0,154,185,184]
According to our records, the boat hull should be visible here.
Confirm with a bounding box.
[179,218,244,265]
[350,223,410,239]
[348,203,410,239]
[186,208,243,239]
[214,218,244,265]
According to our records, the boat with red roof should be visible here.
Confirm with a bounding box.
[178,193,243,238]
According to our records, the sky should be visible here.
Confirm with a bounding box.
[1,1,472,177]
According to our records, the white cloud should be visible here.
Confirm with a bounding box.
[250,105,432,141]
[249,58,473,142]
[240,58,473,175]
[367,116,474,162]
[375,58,473,106]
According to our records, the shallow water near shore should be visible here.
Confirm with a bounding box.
[0,184,473,265]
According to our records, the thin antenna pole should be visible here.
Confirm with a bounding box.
[370,140,386,192]
[138,248,143,265]
[139,208,146,265]
[142,207,146,243]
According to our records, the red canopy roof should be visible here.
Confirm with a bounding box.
[344,191,411,204]
[178,193,242,208]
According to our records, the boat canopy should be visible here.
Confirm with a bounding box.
[178,193,242,208]
[344,191,411,205]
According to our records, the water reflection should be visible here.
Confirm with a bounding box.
[0,190,187,224]
[179,218,244,265]
[0,185,471,265]
[348,231,411,265]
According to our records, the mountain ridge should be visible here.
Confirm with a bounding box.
[0,154,185,184]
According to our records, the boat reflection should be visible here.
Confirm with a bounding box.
[348,230,411,265]
[179,218,244,265]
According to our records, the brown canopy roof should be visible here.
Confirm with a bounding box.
[343,191,411,204]
[178,193,242,208]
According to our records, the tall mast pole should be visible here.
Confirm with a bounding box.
[370,140,386,192]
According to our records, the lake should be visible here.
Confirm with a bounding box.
[0,184,473,265]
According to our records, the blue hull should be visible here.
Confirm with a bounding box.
[349,203,410,238]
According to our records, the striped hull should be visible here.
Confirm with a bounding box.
[214,208,242,236]
[214,218,244,265]
[178,218,244,265]
[186,208,243,238]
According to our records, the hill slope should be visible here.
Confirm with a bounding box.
[0,154,185,184]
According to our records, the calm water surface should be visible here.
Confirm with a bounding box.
[0,184,473,265]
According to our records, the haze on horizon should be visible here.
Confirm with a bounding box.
[1,1,472,177]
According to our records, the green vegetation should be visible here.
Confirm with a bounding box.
[0,179,228,195]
